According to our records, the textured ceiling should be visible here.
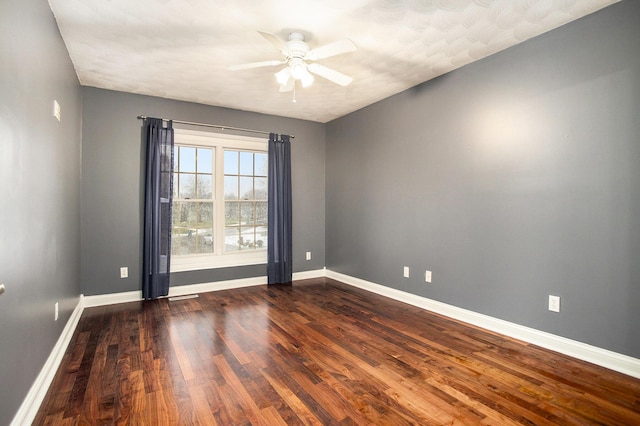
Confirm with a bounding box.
[49,0,619,123]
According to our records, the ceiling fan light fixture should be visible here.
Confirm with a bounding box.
[289,59,307,80]
[275,67,291,85]
[301,71,314,88]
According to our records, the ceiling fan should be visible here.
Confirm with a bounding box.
[229,31,357,92]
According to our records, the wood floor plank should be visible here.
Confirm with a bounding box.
[260,367,323,425]
[201,381,237,425]
[213,353,271,425]
[35,278,640,425]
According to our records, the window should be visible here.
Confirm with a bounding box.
[170,129,268,271]
[223,150,268,252]
[172,146,214,256]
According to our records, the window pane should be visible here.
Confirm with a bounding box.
[197,235,213,253]
[196,174,212,199]
[172,201,213,255]
[224,176,238,200]
[197,148,213,173]
[225,227,240,252]
[196,211,214,254]
[224,150,238,174]
[172,201,180,227]
[240,202,255,224]
[256,226,268,249]
[239,176,253,200]
[240,151,253,175]
[177,202,196,227]
[255,177,267,200]
[197,202,213,228]
[238,226,255,249]
[179,174,196,199]
[179,146,196,172]
[172,201,185,256]
[202,233,213,250]
[173,202,196,255]
[256,202,267,225]
[172,233,181,255]
[181,231,197,255]
[255,153,267,176]
[225,202,239,226]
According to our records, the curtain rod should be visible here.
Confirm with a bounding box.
[137,115,294,139]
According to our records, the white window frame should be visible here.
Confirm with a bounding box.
[170,128,268,272]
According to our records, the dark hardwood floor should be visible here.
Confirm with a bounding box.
[35,278,640,425]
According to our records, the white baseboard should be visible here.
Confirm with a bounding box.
[83,290,141,307]
[325,269,640,379]
[292,268,327,281]
[166,269,326,297]
[169,276,267,297]
[11,295,85,426]
[83,269,327,307]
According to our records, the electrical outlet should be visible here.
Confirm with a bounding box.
[403,266,410,278]
[548,295,560,312]
[120,267,128,279]
[306,251,311,261]
[425,270,432,283]
[54,302,59,321]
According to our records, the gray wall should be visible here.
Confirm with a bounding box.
[81,88,325,295]
[0,0,82,423]
[326,1,640,358]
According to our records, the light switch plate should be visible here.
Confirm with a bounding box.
[53,100,61,121]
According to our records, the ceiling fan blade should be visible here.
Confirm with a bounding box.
[258,30,287,53]
[279,77,295,93]
[306,38,357,61]
[228,60,285,71]
[307,63,353,86]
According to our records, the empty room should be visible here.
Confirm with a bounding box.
[2,0,640,424]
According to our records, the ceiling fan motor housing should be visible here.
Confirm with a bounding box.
[286,32,310,60]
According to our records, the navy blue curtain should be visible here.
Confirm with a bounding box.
[142,118,174,299]
[267,133,293,285]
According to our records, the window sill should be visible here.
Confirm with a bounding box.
[170,251,267,272]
